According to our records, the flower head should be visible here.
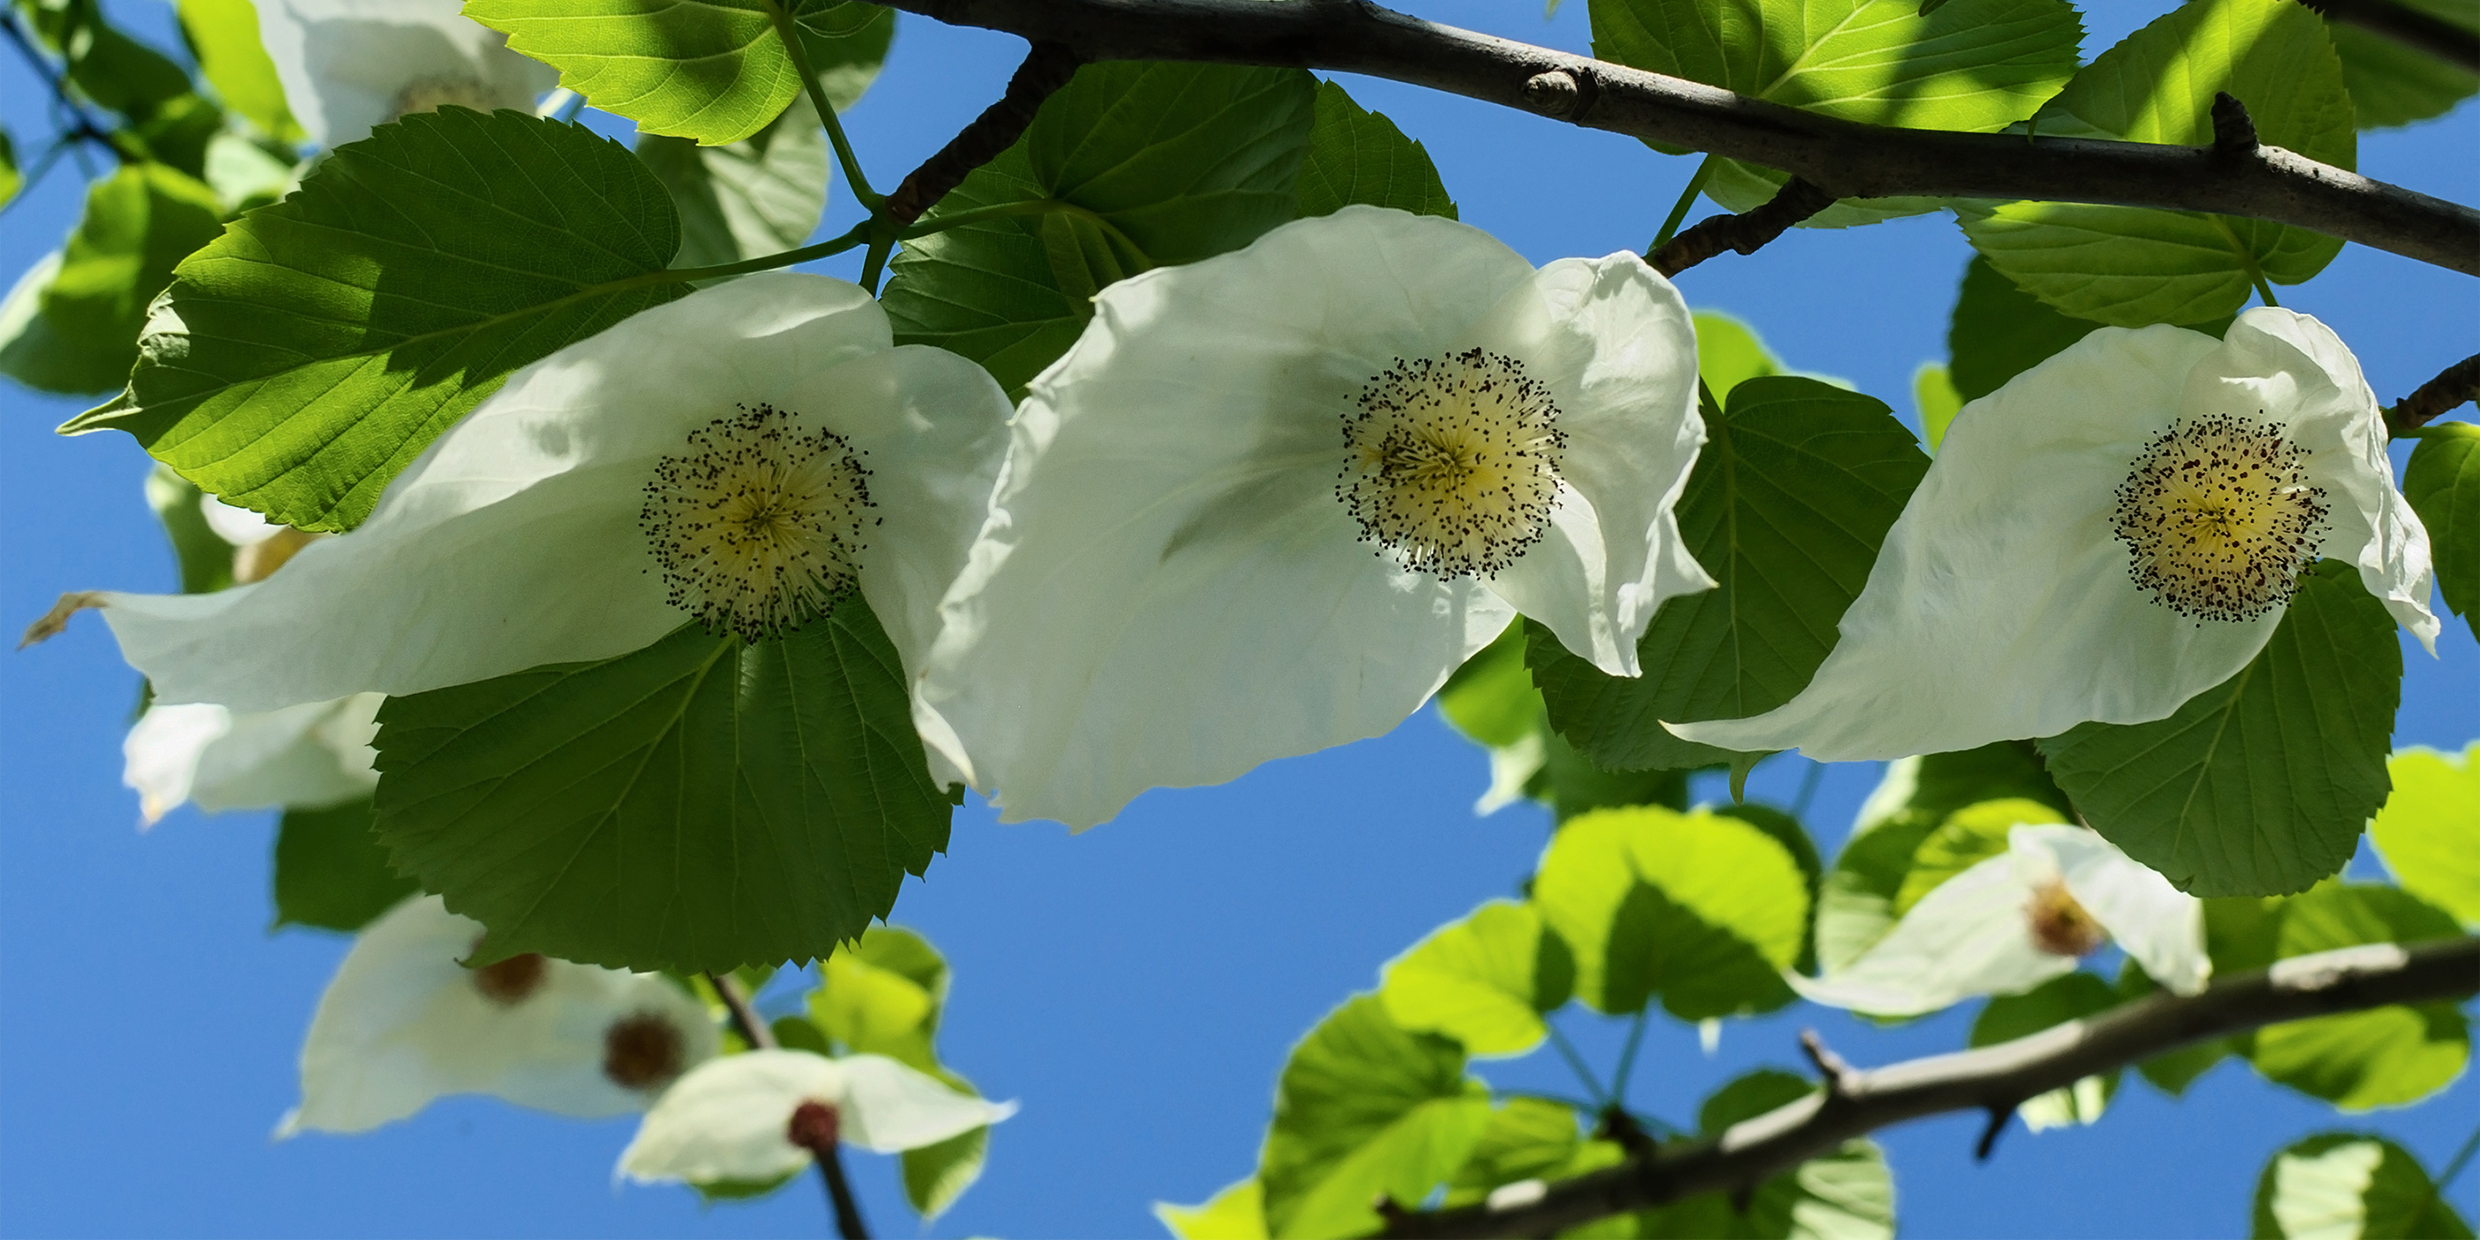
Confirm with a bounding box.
[92,274,1014,717]
[1672,309,2435,761]
[916,206,1711,828]
[283,896,718,1135]
[619,1048,1016,1186]
[257,0,556,148]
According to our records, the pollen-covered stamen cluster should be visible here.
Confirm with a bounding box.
[1338,347,1567,578]
[2110,412,2328,623]
[2026,881,2108,958]
[641,403,874,642]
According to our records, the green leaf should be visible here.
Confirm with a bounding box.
[2323,0,2479,129]
[1590,0,2081,226]
[2370,743,2480,926]
[369,599,952,973]
[142,464,236,595]
[639,93,829,270]
[2404,423,2479,642]
[1531,806,1808,1019]
[2037,560,2402,897]
[1890,797,2060,916]
[1443,1098,1620,1206]
[0,127,19,209]
[1158,1179,1269,1240]
[795,1,897,113]
[468,0,806,145]
[270,795,419,933]
[882,62,1316,397]
[1944,254,2100,402]
[25,0,193,119]
[2245,882,2470,1110]
[1,163,225,395]
[1635,1069,1896,1240]
[1295,80,1455,220]
[902,1104,989,1219]
[1438,622,1539,750]
[1911,363,1962,451]
[65,109,684,531]
[1960,0,2357,326]
[813,925,945,1070]
[1527,376,1930,771]
[1694,309,1782,399]
[1379,901,1575,1057]
[1970,973,2123,1128]
[1257,995,1492,1240]
[175,0,305,144]
[2252,1132,2474,1240]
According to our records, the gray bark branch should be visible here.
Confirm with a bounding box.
[1381,937,2480,1239]
[866,0,2480,277]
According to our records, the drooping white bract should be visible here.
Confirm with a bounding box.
[619,1049,1017,1185]
[283,896,719,1135]
[916,206,1711,829]
[256,0,556,148]
[1793,824,2208,1019]
[123,693,382,825]
[93,273,1014,717]
[1673,309,2435,762]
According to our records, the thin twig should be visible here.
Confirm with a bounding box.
[1,11,134,161]
[883,40,1085,225]
[708,973,872,1240]
[2388,352,2480,435]
[1650,177,1837,276]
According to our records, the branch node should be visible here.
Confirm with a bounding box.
[1799,1028,1854,1095]
[1521,69,1580,118]
[1973,1105,2015,1161]
[1650,177,1837,277]
[2210,92,2259,155]
[2387,351,2480,435]
[1595,1106,1659,1156]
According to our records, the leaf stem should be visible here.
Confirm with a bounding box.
[857,232,894,295]
[768,0,881,210]
[1791,760,1825,817]
[1608,1009,1651,1101]
[2434,1117,2480,1194]
[714,973,872,1240]
[1649,156,1715,252]
[1545,1019,1610,1107]
[664,219,873,283]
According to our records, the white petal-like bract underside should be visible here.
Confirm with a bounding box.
[123,694,381,824]
[1789,851,2070,1017]
[2019,824,2210,995]
[258,0,556,148]
[619,1050,1015,1184]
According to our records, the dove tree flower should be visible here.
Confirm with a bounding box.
[620,1048,1016,1187]
[284,896,719,1135]
[256,0,557,149]
[915,206,1711,829]
[88,273,1013,718]
[1794,823,2209,1020]
[122,693,381,826]
[1672,308,2436,762]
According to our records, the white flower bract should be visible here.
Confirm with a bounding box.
[122,693,381,825]
[618,1049,1017,1185]
[915,207,1711,829]
[93,274,1014,717]
[256,0,556,148]
[1672,309,2437,762]
[283,896,719,1135]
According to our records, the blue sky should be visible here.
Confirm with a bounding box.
[1,2,2473,1237]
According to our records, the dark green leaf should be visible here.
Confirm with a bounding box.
[639,94,829,270]
[1947,255,2101,402]
[142,464,235,595]
[2404,423,2478,641]
[2324,0,2478,129]
[2038,560,2402,897]
[271,796,419,933]
[1257,995,1490,1239]
[2252,1132,2474,1239]
[882,62,1316,397]
[2244,883,2469,1109]
[1295,80,1455,220]
[794,1,897,113]
[26,0,193,119]
[370,598,951,973]
[66,109,684,531]
[1528,376,1929,771]
[469,0,807,145]
[1970,972,2123,1128]
[1,163,225,395]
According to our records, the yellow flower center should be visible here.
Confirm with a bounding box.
[2110,413,2328,622]
[640,404,874,642]
[2025,881,2108,958]
[1338,348,1566,578]
[388,76,504,122]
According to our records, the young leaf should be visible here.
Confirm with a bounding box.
[1969,973,2123,1129]
[1378,901,1575,1057]
[2368,743,2480,926]
[175,0,306,145]
[1294,80,1456,220]
[813,925,946,1070]
[468,0,808,145]
[0,164,225,395]
[370,599,952,974]
[1959,0,2357,326]
[2038,560,2402,897]
[639,94,830,270]
[2403,423,2478,641]
[1257,995,1491,1240]
[2322,0,2479,130]
[1527,377,1929,771]
[2245,883,2469,1110]
[2251,1133,2475,1240]
[1693,309,1783,398]
[65,110,685,531]
[0,126,19,209]
[271,796,417,933]
[1157,1179,1269,1240]
[881,62,1316,396]
[1912,362,1962,450]
[1636,1069,1896,1240]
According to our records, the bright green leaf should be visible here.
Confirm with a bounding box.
[468,0,805,145]
[64,110,684,531]
[1531,806,1808,1019]
[902,1101,990,1219]
[271,796,418,933]
[1443,1097,1620,1207]
[175,0,306,144]
[2252,1132,2475,1240]
[1970,973,2123,1128]
[1694,309,1782,399]
[2039,560,2401,897]
[1295,80,1455,220]
[369,600,952,974]
[2404,423,2479,642]
[1380,900,1574,1057]
[1528,376,1930,771]
[640,93,829,270]
[1257,995,1491,1240]
[1960,0,2357,326]
[2245,883,2469,1110]
[2323,0,2479,129]
[796,1,897,113]
[0,127,19,208]
[1159,1179,1269,1240]
[2370,743,2480,925]
[814,925,946,1070]
[1438,623,1538,751]
[1,163,225,396]
[882,62,1316,397]
[1911,363,1962,451]
[1891,797,2060,916]
[1637,1069,1896,1240]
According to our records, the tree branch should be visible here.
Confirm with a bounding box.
[2389,352,2480,435]
[865,0,2480,277]
[2302,0,2480,73]
[884,40,1084,225]
[1382,937,2480,1239]
[1649,177,1837,275]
